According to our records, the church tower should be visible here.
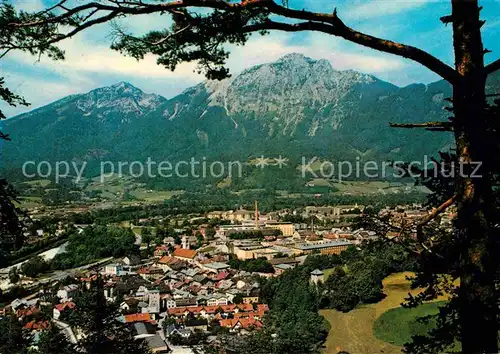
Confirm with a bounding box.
[255,200,260,229]
[181,235,189,249]
[310,269,324,285]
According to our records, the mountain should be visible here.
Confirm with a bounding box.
[2,53,499,189]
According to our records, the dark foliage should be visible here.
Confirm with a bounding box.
[51,225,139,269]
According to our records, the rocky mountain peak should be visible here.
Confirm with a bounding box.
[75,82,166,116]
[200,53,394,129]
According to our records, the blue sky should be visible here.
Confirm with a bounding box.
[1,0,500,117]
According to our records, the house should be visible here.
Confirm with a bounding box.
[181,268,199,278]
[120,298,139,312]
[10,298,28,311]
[242,289,260,304]
[16,305,40,320]
[123,255,141,267]
[219,318,263,332]
[145,335,169,353]
[154,245,169,257]
[273,263,295,275]
[104,283,117,302]
[185,318,208,332]
[172,248,198,262]
[56,284,79,302]
[160,294,177,310]
[103,263,122,276]
[53,302,76,320]
[192,274,208,284]
[175,297,198,307]
[137,267,164,281]
[133,322,157,340]
[123,313,152,324]
[164,324,192,338]
[206,294,229,306]
[202,262,231,273]
[23,320,50,332]
[157,256,182,272]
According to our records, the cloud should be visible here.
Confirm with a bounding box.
[0,71,81,117]
[2,6,421,117]
[227,33,406,75]
[343,0,431,21]
[12,0,45,12]
[9,35,203,82]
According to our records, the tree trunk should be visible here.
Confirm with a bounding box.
[451,1,498,352]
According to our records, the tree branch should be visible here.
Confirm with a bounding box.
[2,0,460,84]
[260,2,460,83]
[389,121,453,131]
[416,195,456,241]
[485,58,500,75]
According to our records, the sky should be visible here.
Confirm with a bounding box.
[1,0,500,117]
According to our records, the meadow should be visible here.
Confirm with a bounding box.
[320,272,450,353]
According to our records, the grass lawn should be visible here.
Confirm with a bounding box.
[373,301,446,346]
[320,272,451,354]
[24,179,51,187]
[198,246,216,253]
[129,188,183,201]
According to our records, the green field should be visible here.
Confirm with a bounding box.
[373,301,445,346]
[129,188,183,201]
[24,179,51,187]
[320,272,451,354]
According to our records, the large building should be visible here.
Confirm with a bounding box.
[264,222,295,236]
[291,239,354,255]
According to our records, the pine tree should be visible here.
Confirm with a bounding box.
[0,315,30,354]
[68,276,151,354]
[35,326,76,354]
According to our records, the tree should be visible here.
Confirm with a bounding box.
[35,326,76,354]
[20,255,49,278]
[0,179,24,267]
[0,314,29,354]
[68,276,151,354]
[195,231,204,248]
[232,293,244,304]
[9,266,20,284]
[1,0,500,351]
[205,227,216,240]
[141,227,153,248]
[0,74,28,269]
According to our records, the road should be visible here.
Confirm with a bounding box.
[54,319,78,344]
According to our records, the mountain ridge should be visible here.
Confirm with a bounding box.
[2,53,499,189]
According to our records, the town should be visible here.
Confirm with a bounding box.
[0,199,456,353]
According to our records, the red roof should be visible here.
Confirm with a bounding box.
[236,303,253,312]
[168,308,186,316]
[167,303,268,317]
[172,248,198,260]
[16,305,40,317]
[24,320,50,331]
[80,275,98,282]
[220,304,236,312]
[256,304,269,312]
[186,306,203,314]
[215,271,230,281]
[54,302,76,312]
[123,313,151,323]
[203,306,218,314]
[158,256,175,264]
[219,318,262,330]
